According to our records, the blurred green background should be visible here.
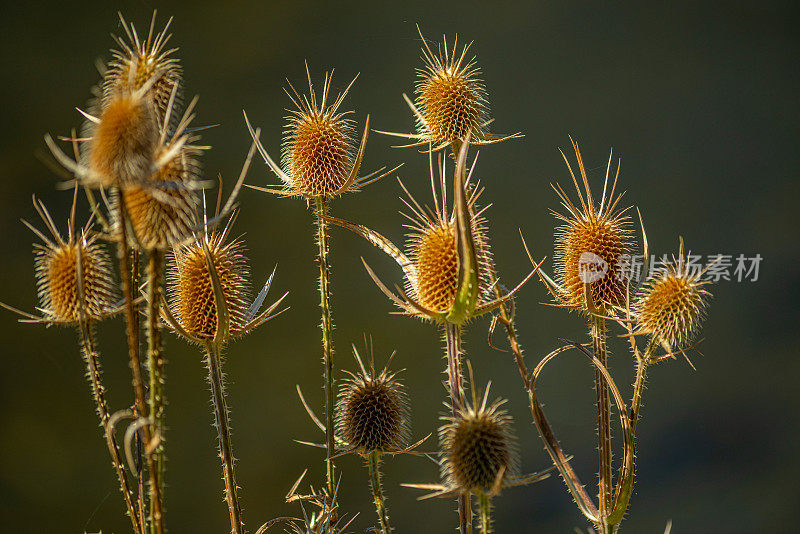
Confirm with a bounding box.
[1,2,798,532]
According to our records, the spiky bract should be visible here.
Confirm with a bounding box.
[167,227,250,340]
[415,36,488,148]
[103,13,182,122]
[635,240,711,352]
[124,140,200,250]
[441,393,516,495]
[552,140,633,311]
[281,73,356,199]
[35,237,116,324]
[336,356,409,453]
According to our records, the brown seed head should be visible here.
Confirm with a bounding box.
[441,392,516,495]
[635,240,711,352]
[167,226,250,340]
[281,72,356,199]
[336,349,409,453]
[35,237,116,324]
[553,140,633,311]
[123,140,200,250]
[88,93,160,187]
[415,35,488,148]
[103,13,182,122]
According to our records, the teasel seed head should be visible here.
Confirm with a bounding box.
[103,12,182,123]
[166,213,250,341]
[25,194,117,325]
[336,345,410,453]
[635,238,711,354]
[440,383,516,496]
[552,139,633,312]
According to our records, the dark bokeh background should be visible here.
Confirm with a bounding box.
[1,2,798,533]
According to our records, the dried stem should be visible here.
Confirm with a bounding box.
[590,315,612,534]
[114,191,164,534]
[477,493,492,534]
[204,341,244,534]
[444,323,472,534]
[146,249,166,504]
[77,321,141,534]
[314,197,336,498]
[367,451,391,534]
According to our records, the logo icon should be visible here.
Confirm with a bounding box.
[578,252,608,283]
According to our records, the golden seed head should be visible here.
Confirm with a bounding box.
[103,14,182,122]
[635,242,711,351]
[336,354,409,453]
[166,232,250,340]
[441,395,516,495]
[35,238,117,324]
[414,36,488,147]
[88,93,160,187]
[123,141,199,250]
[281,73,356,199]
[553,141,633,311]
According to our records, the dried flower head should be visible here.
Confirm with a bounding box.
[122,97,204,250]
[1,193,118,326]
[336,345,410,454]
[635,238,712,355]
[328,140,537,325]
[549,139,633,312]
[244,67,399,201]
[163,203,287,346]
[440,385,516,496]
[378,28,521,151]
[103,12,182,122]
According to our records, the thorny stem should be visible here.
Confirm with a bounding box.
[204,342,244,534]
[630,338,658,438]
[114,192,164,534]
[445,323,472,534]
[591,315,612,534]
[77,321,141,534]
[367,451,391,534]
[146,249,166,506]
[314,197,336,500]
[131,248,146,528]
[478,493,492,534]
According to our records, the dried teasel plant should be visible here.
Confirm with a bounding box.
[161,191,288,534]
[0,191,142,533]
[243,65,400,502]
[405,367,554,534]
[378,27,521,154]
[328,139,541,532]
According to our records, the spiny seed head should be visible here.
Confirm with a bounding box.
[35,237,117,324]
[123,141,200,250]
[336,351,409,453]
[553,141,633,311]
[281,72,356,199]
[103,13,182,122]
[635,240,711,351]
[87,92,160,187]
[166,229,250,341]
[441,394,516,495]
[404,187,494,319]
[414,34,488,147]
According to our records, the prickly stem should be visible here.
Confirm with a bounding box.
[367,451,391,534]
[445,323,472,534]
[146,249,166,506]
[591,315,612,534]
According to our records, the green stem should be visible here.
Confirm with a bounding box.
[77,321,141,534]
[115,192,163,534]
[146,249,166,506]
[445,324,472,534]
[204,342,244,534]
[590,315,612,534]
[367,451,391,534]
[478,493,492,534]
[314,197,336,498]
